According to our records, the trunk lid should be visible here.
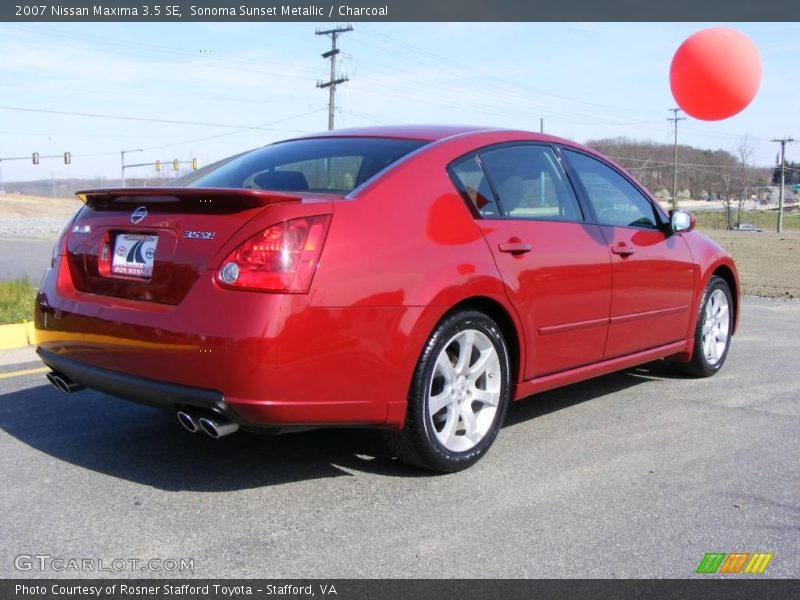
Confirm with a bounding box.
[65,187,303,305]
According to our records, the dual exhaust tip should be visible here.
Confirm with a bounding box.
[177,411,239,439]
[46,371,85,393]
[46,370,238,440]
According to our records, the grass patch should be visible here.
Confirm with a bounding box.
[0,278,38,325]
[694,209,800,231]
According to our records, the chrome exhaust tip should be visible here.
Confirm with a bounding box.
[198,416,239,439]
[176,411,199,433]
[46,371,84,393]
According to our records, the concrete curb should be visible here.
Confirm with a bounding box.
[0,322,36,350]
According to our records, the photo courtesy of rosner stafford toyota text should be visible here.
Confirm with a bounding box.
[0,0,797,598]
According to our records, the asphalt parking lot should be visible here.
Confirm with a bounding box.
[0,297,797,579]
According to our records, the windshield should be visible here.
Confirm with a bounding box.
[188,137,427,194]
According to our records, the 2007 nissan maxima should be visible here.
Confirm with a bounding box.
[36,126,739,472]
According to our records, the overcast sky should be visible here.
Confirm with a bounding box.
[0,21,797,183]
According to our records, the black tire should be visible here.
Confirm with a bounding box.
[388,309,511,473]
[673,275,734,377]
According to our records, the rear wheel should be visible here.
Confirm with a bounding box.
[674,275,733,377]
[390,310,511,472]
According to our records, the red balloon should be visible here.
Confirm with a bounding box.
[670,27,761,121]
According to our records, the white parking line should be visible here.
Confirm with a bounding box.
[0,367,48,380]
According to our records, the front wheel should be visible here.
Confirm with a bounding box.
[675,275,733,377]
[390,309,511,473]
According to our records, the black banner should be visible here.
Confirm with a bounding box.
[2,0,799,22]
[3,580,800,600]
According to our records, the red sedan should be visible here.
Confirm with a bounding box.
[35,126,738,472]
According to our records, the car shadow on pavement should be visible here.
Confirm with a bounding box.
[0,360,682,490]
[0,383,419,491]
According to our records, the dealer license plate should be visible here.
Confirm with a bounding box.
[111,233,158,278]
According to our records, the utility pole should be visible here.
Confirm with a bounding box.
[540,118,544,134]
[316,26,352,131]
[120,148,143,187]
[771,137,795,233]
[48,137,55,198]
[668,108,686,210]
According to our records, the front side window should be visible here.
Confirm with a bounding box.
[563,150,660,229]
[478,145,583,221]
[188,137,426,194]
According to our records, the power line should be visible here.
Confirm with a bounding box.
[4,23,769,149]
[680,126,770,143]
[0,105,311,131]
[349,29,774,149]
[680,163,760,183]
[0,25,687,143]
[5,24,323,82]
[70,107,327,159]
[347,36,612,128]
[607,156,772,170]
[356,24,666,117]
[0,107,327,173]
[346,110,395,126]
[6,81,326,110]
[129,107,328,153]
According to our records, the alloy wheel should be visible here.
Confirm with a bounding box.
[702,288,730,366]
[427,329,502,452]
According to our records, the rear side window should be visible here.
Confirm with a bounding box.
[189,137,426,194]
[563,150,660,229]
[478,145,583,221]
[449,156,501,217]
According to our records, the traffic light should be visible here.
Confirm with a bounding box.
[32,152,39,165]
[173,159,179,172]
[191,158,198,171]
[155,160,161,172]
[64,152,71,165]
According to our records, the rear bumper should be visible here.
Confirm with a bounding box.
[35,261,430,429]
[38,347,244,423]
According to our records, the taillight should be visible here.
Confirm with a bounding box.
[52,206,86,267]
[51,223,71,267]
[215,215,331,293]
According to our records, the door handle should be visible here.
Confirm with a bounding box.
[611,244,635,257]
[498,242,532,254]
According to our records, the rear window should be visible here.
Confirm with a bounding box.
[188,137,426,194]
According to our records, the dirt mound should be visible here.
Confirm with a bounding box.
[0,193,81,218]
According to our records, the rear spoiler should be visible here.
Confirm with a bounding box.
[76,187,304,210]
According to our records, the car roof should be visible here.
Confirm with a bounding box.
[295,125,491,142]
[293,124,582,148]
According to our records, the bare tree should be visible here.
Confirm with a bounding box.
[720,172,735,229]
[736,135,756,227]
[704,149,737,229]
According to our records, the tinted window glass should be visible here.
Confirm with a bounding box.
[450,156,501,217]
[189,137,426,194]
[172,152,247,186]
[564,150,659,229]
[478,145,582,221]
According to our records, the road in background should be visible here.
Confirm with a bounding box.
[0,238,53,282]
[0,192,76,281]
[0,298,797,578]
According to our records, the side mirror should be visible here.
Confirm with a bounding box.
[670,209,695,233]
